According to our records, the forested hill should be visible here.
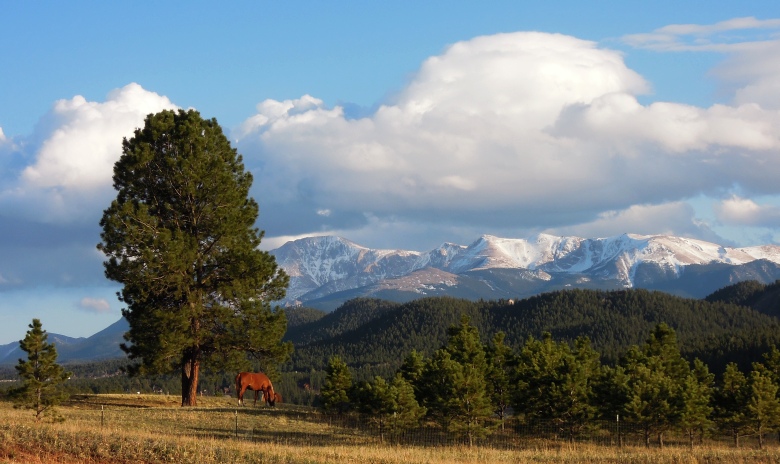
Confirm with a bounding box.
[285,298,399,346]
[705,279,780,319]
[284,286,780,376]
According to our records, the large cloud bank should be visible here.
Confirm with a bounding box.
[4,27,780,295]
[235,31,780,247]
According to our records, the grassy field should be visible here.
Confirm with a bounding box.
[2,394,780,463]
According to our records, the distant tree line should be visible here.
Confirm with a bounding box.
[318,315,780,448]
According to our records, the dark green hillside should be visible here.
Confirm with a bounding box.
[705,279,780,319]
[284,298,400,347]
[705,279,768,305]
[288,297,482,373]
[485,289,780,371]
[289,289,780,377]
[285,306,327,328]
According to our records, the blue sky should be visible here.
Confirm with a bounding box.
[2,1,780,344]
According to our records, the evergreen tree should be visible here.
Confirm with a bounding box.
[399,349,425,398]
[320,356,352,414]
[567,337,602,437]
[418,348,458,423]
[352,376,396,440]
[596,364,630,423]
[514,334,600,441]
[12,319,72,421]
[422,316,493,446]
[619,324,689,447]
[714,363,750,447]
[98,109,290,407]
[679,359,714,448]
[390,374,426,433]
[747,370,780,449]
[485,332,514,428]
[753,345,780,385]
[445,315,488,371]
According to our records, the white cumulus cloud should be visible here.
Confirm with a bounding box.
[236,30,780,246]
[78,297,112,314]
[22,83,177,190]
[715,196,780,227]
[547,202,722,243]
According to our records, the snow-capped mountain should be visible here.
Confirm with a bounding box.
[269,234,780,309]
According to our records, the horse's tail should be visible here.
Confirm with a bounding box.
[235,373,242,405]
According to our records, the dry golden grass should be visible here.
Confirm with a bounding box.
[2,394,780,463]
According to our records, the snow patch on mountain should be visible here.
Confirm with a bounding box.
[270,233,780,305]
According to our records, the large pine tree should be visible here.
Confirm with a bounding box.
[98,109,290,406]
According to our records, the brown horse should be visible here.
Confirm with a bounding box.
[273,392,282,404]
[235,372,276,407]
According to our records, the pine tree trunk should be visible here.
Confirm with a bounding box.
[181,352,200,407]
[35,387,43,421]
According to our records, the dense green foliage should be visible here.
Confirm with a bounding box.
[705,280,769,306]
[10,320,71,421]
[320,356,352,414]
[287,289,780,377]
[514,334,600,439]
[285,306,327,328]
[97,109,290,406]
[285,298,400,347]
[706,280,780,319]
[319,311,780,447]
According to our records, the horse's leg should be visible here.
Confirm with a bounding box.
[254,388,259,407]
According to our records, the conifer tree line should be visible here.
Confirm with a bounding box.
[319,315,780,448]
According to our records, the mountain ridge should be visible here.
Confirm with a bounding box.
[4,232,780,366]
[0,318,127,365]
[270,233,780,308]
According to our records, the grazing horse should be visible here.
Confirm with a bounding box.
[235,372,276,407]
[273,392,282,404]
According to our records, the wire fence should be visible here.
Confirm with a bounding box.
[75,402,779,450]
[233,408,778,450]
